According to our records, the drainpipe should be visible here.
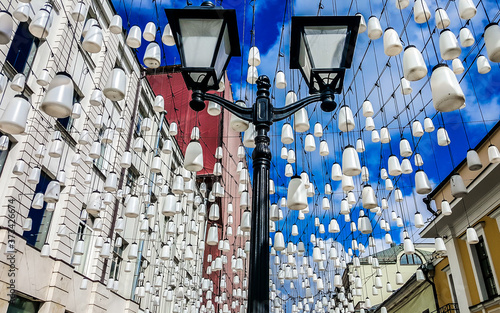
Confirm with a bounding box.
[100,69,145,284]
[424,264,441,313]
[131,110,166,301]
[423,195,439,218]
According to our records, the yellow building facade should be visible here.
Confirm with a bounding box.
[421,122,500,313]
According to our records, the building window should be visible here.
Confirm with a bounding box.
[57,91,81,132]
[7,295,40,313]
[135,107,144,136]
[126,168,139,190]
[95,127,108,171]
[474,236,498,300]
[109,236,128,281]
[0,134,11,178]
[400,254,423,265]
[448,273,458,304]
[23,171,54,250]
[71,212,94,276]
[5,22,40,76]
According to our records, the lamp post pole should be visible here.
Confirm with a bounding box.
[247,76,272,313]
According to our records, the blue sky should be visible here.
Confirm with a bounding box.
[112,0,500,308]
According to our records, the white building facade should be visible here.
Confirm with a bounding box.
[0,0,208,312]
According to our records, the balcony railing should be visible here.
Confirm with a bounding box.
[434,303,459,313]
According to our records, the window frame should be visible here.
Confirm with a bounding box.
[4,21,40,76]
[465,223,500,302]
[23,171,55,250]
[71,213,95,276]
[399,253,423,266]
[109,235,128,282]
[443,265,459,304]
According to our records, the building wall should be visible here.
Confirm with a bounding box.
[433,258,454,308]
[346,245,434,308]
[0,0,205,311]
[146,69,250,312]
[432,126,500,213]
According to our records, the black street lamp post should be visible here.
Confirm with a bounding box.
[165,3,360,312]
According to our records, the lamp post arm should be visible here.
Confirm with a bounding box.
[272,93,322,122]
[203,92,253,122]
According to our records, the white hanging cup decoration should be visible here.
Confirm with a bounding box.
[314,122,323,137]
[403,45,428,81]
[488,145,500,163]
[396,0,410,9]
[162,24,175,46]
[247,66,258,84]
[415,170,432,194]
[41,72,74,118]
[484,23,500,62]
[153,95,165,112]
[13,3,30,23]
[338,105,355,132]
[11,73,26,92]
[366,116,375,130]
[435,8,451,29]
[356,13,367,32]
[319,140,329,156]
[207,101,222,116]
[356,138,366,152]
[109,15,123,34]
[29,4,53,39]
[458,0,477,20]
[450,173,468,197]
[477,55,491,74]
[459,27,475,47]
[294,108,310,133]
[248,46,261,66]
[439,29,461,60]
[412,120,424,137]
[144,42,161,68]
[437,127,451,146]
[342,145,362,176]
[275,71,286,89]
[467,149,482,171]
[383,27,403,56]
[401,77,412,95]
[82,24,103,53]
[230,100,249,132]
[0,11,14,44]
[431,64,465,112]
[362,100,374,117]
[452,58,465,75]
[424,117,435,132]
[103,67,127,101]
[362,185,377,209]
[367,16,383,40]
[143,22,156,41]
[287,176,308,211]
[243,123,256,148]
[0,94,30,134]
[388,155,402,176]
[304,134,316,152]
[466,227,479,244]
[184,140,204,172]
[126,25,142,48]
[414,0,431,24]
[380,127,391,143]
[399,138,412,157]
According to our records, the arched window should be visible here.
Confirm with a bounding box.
[400,254,423,265]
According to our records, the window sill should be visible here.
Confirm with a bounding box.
[54,121,77,148]
[469,295,500,313]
